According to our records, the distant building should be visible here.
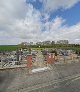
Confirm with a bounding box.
[56,40,69,44]
[36,42,43,45]
[20,42,34,46]
[29,42,33,45]
[36,41,55,45]
[43,41,51,45]
[51,41,55,45]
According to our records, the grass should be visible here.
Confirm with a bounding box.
[0,45,80,52]
[0,45,19,51]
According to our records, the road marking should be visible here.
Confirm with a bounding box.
[18,73,80,92]
[65,76,80,86]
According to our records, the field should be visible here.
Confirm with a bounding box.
[0,45,18,51]
[0,44,80,52]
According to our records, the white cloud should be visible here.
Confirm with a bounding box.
[40,0,80,12]
[0,0,27,31]
[39,17,80,44]
[0,0,27,44]
[0,0,80,45]
[13,4,42,41]
[0,3,43,44]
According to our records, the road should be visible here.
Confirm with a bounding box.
[1,63,80,92]
[28,75,80,92]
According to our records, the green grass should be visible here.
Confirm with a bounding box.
[0,45,19,51]
[0,44,80,52]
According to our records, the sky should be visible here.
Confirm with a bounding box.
[0,0,80,45]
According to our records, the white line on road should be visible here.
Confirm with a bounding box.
[19,73,80,92]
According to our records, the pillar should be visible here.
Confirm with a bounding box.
[27,54,32,70]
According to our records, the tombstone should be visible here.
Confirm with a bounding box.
[0,57,1,62]
[16,50,19,61]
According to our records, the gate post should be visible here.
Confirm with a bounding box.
[47,53,55,65]
[27,54,32,74]
[51,53,55,64]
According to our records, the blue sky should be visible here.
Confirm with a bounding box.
[0,0,80,45]
[50,2,80,26]
[27,0,80,26]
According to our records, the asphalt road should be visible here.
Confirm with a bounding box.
[1,63,80,92]
[28,76,80,92]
